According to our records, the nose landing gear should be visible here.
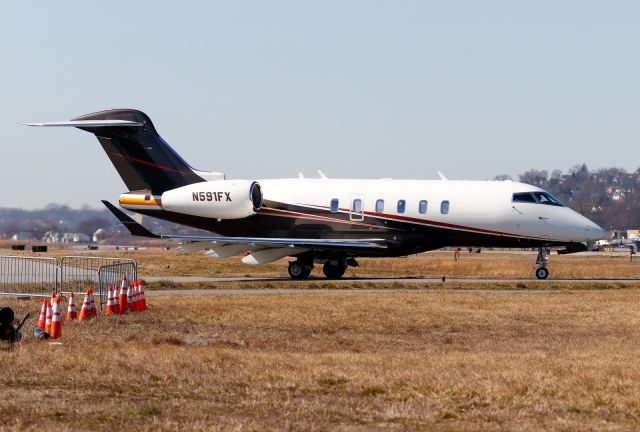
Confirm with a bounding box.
[535,247,550,279]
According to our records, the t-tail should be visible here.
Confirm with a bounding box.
[25,109,222,193]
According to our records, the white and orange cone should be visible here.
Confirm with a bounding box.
[44,299,53,333]
[78,289,92,321]
[118,274,128,314]
[138,279,147,312]
[112,284,120,314]
[126,283,135,312]
[66,291,78,321]
[88,288,97,319]
[133,281,142,312]
[105,285,117,316]
[37,299,47,329]
[49,295,62,339]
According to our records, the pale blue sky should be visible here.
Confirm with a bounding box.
[1,1,638,208]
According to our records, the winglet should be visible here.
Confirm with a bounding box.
[437,171,448,181]
[102,200,161,238]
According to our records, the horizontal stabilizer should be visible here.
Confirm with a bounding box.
[102,200,160,238]
[23,120,143,127]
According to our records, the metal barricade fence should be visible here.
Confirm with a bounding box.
[0,255,137,302]
[97,261,138,309]
[59,256,137,306]
[0,256,58,297]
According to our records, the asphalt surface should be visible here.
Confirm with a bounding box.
[143,276,640,284]
[146,288,580,296]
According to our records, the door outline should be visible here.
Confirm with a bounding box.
[350,195,365,221]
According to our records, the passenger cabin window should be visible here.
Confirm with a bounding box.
[397,200,406,214]
[419,200,428,214]
[352,199,363,214]
[440,200,450,214]
[375,199,384,213]
[512,192,564,206]
[330,198,339,213]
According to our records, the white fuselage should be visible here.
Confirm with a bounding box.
[257,178,606,244]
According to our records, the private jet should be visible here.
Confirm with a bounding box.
[26,109,606,280]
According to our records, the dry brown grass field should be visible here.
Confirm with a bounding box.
[2,289,640,431]
[1,247,638,280]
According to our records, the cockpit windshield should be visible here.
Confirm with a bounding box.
[512,192,564,207]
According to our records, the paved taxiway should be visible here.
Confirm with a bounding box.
[144,276,639,284]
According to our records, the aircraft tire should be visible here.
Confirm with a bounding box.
[288,262,311,280]
[535,267,549,280]
[323,262,346,279]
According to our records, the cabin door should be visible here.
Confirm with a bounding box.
[350,195,365,221]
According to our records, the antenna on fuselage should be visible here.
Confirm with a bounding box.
[437,171,448,181]
[318,170,328,179]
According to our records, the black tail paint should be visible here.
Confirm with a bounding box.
[72,109,204,193]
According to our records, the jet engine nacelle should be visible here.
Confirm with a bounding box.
[161,180,262,219]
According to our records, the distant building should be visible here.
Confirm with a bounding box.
[11,232,34,241]
[92,228,107,242]
[41,231,91,243]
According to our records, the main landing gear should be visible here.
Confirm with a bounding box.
[288,260,313,280]
[287,257,358,280]
[535,247,550,280]
[323,261,347,279]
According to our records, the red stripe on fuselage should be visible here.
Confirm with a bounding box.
[301,203,537,239]
[259,207,381,229]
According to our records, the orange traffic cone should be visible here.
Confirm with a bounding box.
[139,280,147,311]
[78,290,92,320]
[133,281,141,311]
[118,274,128,314]
[44,299,53,333]
[105,285,117,316]
[126,283,135,312]
[134,281,142,312]
[111,284,120,314]
[50,295,62,339]
[37,299,47,329]
[89,288,98,319]
[66,291,78,321]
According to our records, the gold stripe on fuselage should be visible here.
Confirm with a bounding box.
[119,195,162,208]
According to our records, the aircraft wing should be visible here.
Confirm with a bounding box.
[102,200,387,250]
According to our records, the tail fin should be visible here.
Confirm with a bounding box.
[27,109,213,193]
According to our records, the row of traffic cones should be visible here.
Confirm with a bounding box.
[36,275,147,339]
[106,275,147,315]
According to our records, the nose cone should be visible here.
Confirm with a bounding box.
[584,219,607,241]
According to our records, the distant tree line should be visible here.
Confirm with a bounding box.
[0,204,208,241]
[495,164,640,229]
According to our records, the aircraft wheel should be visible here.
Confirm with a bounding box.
[535,267,549,280]
[288,262,311,280]
[323,262,346,279]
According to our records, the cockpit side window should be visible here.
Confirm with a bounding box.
[512,192,564,206]
[512,193,536,203]
[532,192,564,206]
